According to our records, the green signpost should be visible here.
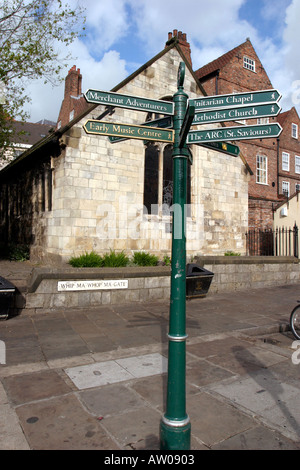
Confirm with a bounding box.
[160,62,192,450]
[84,66,283,451]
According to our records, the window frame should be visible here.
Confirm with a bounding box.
[256,154,268,185]
[282,152,290,172]
[292,123,298,139]
[243,56,256,72]
[282,181,290,197]
[295,155,300,174]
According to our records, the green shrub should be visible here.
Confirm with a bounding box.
[163,255,171,266]
[69,251,103,267]
[6,244,30,261]
[133,251,159,266]
[102,250,129,267]
[224,250,241,256]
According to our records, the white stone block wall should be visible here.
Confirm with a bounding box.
[40,48,248,263]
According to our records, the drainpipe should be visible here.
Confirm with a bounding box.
[215,70,220,95]
[277,137,280,197]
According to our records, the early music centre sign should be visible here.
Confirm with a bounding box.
[57,280,129,291]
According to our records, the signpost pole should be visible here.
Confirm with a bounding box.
[160,62,191,450]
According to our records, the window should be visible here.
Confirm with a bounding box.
[296,183,300,192]
[282,152,290,171]
[295,156,300,174]
[292,123,298,139]
[143,143,191,215]
[243,56,255,72]
[256,155,267,184]
[162,145,173,211]
[143,144,159,214]
[257,118,269,125]
[69,110,75,121]
[282,181,290,197]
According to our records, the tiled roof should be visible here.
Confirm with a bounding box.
[195,41,247,79]
[11,121,54,145]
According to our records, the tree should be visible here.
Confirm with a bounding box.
[0,0,86,158]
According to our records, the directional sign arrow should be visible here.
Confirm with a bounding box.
[200,141,240,157]
[187,123,282,144]
[192,102,281,125]
[84,120,174,143]
[84,89,174,115]
[190,89,281,112]
[179,105,195,147]
[108,116,173,143]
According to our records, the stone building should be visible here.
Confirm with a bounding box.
[0,32,250,263]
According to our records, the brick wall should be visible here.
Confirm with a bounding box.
[196,39,280,229]
[278,107,300,197]
[56,66,89,129]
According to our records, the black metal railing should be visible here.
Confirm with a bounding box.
[245,224,299,257]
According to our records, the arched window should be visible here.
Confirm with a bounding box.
[143,143,191,216]
[143,143,159,214]
[163,145,173,208]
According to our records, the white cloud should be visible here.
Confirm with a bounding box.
[22,0,300,121]
[23,40,128,123]
[127,0,251,58]
[79,0,130,57]
[284,0,300,81]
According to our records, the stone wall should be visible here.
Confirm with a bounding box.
[17,257,300,315]
[196,256,300,292]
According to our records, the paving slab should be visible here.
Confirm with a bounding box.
[207,369,300,442]
[65,353,167,390]
[16,394,120,450]
[100,406,162,450]
[0,382,30,450]
[211,425,300,450]
[187,391,257,447]
[2,369,72,405]
[78,383,145,418]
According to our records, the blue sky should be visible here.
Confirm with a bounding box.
[25,0,300,123]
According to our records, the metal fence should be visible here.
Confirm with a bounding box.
[245,224,299,257]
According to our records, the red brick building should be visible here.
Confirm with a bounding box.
[277,107,300,198]
[194,38,288,229]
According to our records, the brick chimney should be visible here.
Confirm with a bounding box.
[56,65,88,129]
[64,65,82,99]
[166,30,192,66]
